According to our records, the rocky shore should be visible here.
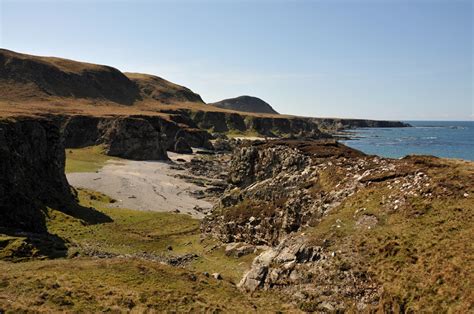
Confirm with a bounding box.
[201,138,473,311]
[0,48,469,312]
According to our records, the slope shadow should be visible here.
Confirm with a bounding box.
[0,201,112,260]
[58,202,113,225]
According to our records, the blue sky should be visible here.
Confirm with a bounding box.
[0,0,472,120]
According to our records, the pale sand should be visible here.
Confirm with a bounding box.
[66,152,212,218]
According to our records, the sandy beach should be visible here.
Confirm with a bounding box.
[66,153,212,218]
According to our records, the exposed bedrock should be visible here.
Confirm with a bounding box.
[201,140,377,246]
[201,140,472,311]
[99,117,168,160]
[59,114,213,159]
[311,117,411,130]
[0,118,75,232]
[190,110,325,137]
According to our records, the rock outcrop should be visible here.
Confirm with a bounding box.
[190,109,326,138]
[59,114,214,159]
[202,139,473,311]
[0,117,75,232]
[311,117,411,131]
[173,137,193,154]
[202,140,366,245]
[100,117,168,160]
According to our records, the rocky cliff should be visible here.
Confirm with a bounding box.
[202,140,473,311]
[0,117,74,232]
[59,114,213,159]
[189,110,326,138]
[311,117,410,131]
[0,49,409,146]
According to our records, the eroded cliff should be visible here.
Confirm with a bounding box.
[202,140,473,312]
[0,117,74,233]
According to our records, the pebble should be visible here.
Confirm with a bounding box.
[212,273,222,280]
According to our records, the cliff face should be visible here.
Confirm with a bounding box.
[59,114,213,159]
[311,117,410,131]
[100,117,168,160]
[202,140,366,245]
[202,140,473,311]
[189,110,326,138]
[0,118,74,232]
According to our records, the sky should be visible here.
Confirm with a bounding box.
[0,0,472,120]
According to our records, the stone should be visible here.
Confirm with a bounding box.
[101,117,168,161]
[225,243,256,258]
[238,265,268,292]
[174,137,193,154]
[212,273,222,280]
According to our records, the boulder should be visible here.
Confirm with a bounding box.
[225,243,256,258]
[100,117,168,160]
[174,137,193,154]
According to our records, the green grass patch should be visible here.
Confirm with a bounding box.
[0,188,293,311]
[0,258,293,312]
[65,145,119,173]
[45,188,258,283]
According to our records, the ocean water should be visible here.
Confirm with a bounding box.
[341,121,474,161]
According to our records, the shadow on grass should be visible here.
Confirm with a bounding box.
[59,202,113,225]
[0,227,69,261]
[0,198,112,261]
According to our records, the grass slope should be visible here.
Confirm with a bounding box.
[0,188,295,312]
[65,145,118,173]
[304,158,474,312]
[1,145,295,312]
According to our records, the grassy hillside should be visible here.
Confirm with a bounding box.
[0,187,296,312]
[303,158,474,312]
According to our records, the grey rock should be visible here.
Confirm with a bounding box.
[174,137,193,154]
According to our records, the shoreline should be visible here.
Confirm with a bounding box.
[66,152,213,219]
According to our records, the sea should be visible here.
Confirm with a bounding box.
[341,121,474,161]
